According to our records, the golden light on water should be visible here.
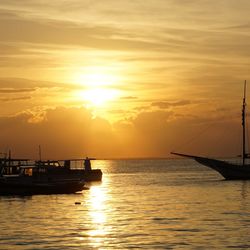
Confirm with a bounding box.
[87,185,108,246]
[89,186,106,224]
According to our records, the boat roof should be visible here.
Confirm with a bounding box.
[0,158,30,161]
[19,165,38,169]
[57,158,96,161]
[36,160,60,163]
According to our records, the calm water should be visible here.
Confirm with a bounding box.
[1,159,250,249]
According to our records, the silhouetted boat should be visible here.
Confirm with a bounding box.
[47,157,103,182]
[171,81,250,180]
[0,158,85,195]
[34,146,102,181]
[36,146,102,182]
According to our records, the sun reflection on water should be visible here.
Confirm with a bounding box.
[89,186,106,224]
[87,184,108,246]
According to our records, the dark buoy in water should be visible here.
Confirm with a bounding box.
[75,202,81,205]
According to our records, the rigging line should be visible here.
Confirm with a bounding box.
[171,121,217,153]
[234,124,242,165]
[246,114,249,158]
[246,114,249,148]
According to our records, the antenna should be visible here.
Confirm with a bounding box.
[8,149,11,166]
[39,145,42,162]
[242,80,247,166]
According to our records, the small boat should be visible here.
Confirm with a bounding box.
[57,157,103,182]
[36,147,102,182]
[0,158,85,195]
[34,157,102,182]
[171,81,250,180]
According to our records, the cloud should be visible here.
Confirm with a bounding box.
[0,77,89,117]
[0,107,121,159]
[0,104,242,159]
[0,10,164,51]
[120,96,138,100]
[151,100,191,109]
[1,2,250,90]
[0,0,249,159]
[0,96,31,102]
[0,88,36,93]
[0,77,82,90]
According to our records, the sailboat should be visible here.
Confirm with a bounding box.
[171,81,250,180]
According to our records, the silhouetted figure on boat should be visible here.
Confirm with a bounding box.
[64,160,71,169]
[84,157,92,171]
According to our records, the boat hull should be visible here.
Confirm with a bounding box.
[0,178,85,195]
[72,169,103,182]
[195,157,250,180]
[171,82,250,180]
[171,152,250,180]
[83,169,103,182]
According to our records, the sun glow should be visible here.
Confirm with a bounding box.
[77,88,120,107]
[73,67,122,107]
[74,67,120,88]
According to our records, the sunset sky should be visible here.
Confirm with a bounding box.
[1,0,250,159]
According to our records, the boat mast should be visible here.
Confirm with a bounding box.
[242,80,247,166]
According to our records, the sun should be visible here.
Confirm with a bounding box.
[79,88,119,107]
[73,67,121,107]
[73,66,119,88]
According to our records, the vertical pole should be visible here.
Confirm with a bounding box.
[39,145,42,162]
[242,81,246,166]
[8,149,11,167]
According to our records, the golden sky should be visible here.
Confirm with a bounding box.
[0,0,250,158]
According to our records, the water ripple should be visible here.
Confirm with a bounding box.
[1,159,250,249]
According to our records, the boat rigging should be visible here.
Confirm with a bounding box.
[171,81,250,180]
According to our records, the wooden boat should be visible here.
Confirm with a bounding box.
[0,158,85,195]
[171,81,250,180]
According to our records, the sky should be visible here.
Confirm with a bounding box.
[0,0,250,159]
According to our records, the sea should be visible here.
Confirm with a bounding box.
[1,159,250,249]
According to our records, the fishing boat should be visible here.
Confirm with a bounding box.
[171,81,250,180]
[0,157,85,195]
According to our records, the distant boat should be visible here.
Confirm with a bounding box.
[171,81,250,180]
[0,158,85,195]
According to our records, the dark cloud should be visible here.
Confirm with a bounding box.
[0,105,242,158]
[0,96,31,102]
[0,88,36,93]
[0,77,55,88]
[0,77,82,90]
[120,96,138,100]
[109,109,126,114]
[0,107,120,159]
[151,100,191,109]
